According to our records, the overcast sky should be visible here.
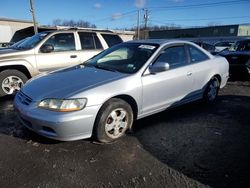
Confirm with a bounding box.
[1,0,250,29]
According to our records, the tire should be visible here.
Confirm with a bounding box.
[203,77,220,103]
[94,98,133,143]
[0,69,28,97]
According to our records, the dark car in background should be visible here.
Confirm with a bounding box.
[219,39,250,80]
[193,41,216,54]
[214,41,234,52]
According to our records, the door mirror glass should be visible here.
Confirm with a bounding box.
[149,62,170,73]
[40,44,54,53]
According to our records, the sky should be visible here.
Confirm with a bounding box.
[0,0,250,29]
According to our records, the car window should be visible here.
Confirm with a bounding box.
[43,33,75,52]
[97,47,131,63]
[154,46,186,69]
[85,43,158,74]
[236,41,250,51]
[78,32,103,50]
[188,45,209,63]
[16,32,49,50]
[101,34,123,47]
[215,42,233,47]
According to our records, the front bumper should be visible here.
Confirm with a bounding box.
[230,64,250,76]
[14,94,101,141]
[220,72,229,88]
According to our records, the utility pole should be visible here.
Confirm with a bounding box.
[136,10,140,40]
[30,0,38,34]
[143,9,149,39]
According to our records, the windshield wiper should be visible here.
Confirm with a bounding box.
[93,64,119,73]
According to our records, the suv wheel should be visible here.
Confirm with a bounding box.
[0,70,28,97]
[94,98,133,143]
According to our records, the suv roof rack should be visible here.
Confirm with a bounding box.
[55,26,113,33]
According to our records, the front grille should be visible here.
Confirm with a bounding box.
[17,91,33,105]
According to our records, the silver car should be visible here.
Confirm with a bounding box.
[14,40,229,143]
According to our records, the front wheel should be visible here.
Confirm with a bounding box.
[203,77,220,102]
[94,98,133,143]
[0,69,28,97]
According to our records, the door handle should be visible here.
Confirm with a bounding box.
[70,55,77,58]
[187,72,192,76]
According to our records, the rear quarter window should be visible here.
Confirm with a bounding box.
[78,32,103,50]
[101,34,123,47]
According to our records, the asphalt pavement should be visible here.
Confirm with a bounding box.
[0,81,249,188]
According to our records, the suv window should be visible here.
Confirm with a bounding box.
[78,32,103,50]
[188,45,209,63]
[101,34,123,47]
[155,46,186,69]
[43,33,75,52]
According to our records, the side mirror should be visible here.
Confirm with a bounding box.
[149,62,170,73]
[40,44,54,53]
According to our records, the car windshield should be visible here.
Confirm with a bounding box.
[85,43,159,74]
[14,32,50,50]
[228,40,250,52]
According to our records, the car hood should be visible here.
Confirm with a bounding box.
[219,50,250,64]
[219,50,250,56]
[0,48,21,54]
[22,65,127,101]
[0,48,32,60]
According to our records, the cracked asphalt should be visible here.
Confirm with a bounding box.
[0,81,249,188]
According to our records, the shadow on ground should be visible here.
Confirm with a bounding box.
[133,95,250,188]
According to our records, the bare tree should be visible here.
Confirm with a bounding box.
[52,19,96,28]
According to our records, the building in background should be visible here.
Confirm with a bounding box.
[149,24,250,43]
[0,18,33,44]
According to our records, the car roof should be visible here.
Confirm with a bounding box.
[126,39,195,46]
[40,29,118,35]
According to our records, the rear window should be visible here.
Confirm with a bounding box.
[101,34,123,47]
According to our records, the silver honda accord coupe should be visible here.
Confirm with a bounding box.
[14,40,229,143]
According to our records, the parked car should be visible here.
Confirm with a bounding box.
[0,37,30,51]
[219,39,250,78]
[193,41,216,54]
[14,40,229,143]
[0,29,125,97]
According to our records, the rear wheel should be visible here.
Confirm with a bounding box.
[94,98,133,143]
[203,77,220,102]
[0,69,28,97]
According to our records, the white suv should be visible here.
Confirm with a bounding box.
[0,29,126,97]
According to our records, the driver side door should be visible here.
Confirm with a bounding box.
[35,32,81,73]
[141,44,195,115]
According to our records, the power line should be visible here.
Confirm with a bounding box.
[148,0,249,11]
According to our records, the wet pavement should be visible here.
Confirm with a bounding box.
[0,81,250,188]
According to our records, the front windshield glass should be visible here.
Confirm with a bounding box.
[229,40,250,52]
[15,32,50,50]
[229,41,239,51]
[85,43,159,74]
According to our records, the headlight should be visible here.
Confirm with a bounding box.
[38,98,87,112]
